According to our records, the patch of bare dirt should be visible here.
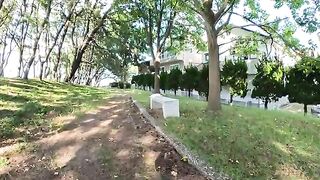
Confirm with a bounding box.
[0,96,205,180]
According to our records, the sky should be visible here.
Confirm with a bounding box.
[3,0,320,85]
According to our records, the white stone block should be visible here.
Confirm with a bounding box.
[150,94,180,118]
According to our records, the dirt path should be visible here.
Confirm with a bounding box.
[0,96,205,180]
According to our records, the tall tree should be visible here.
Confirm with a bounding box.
[132,0,180,93]
[65,1,113,82]
[23,0,53,79]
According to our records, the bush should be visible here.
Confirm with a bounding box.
[196,65,209,100]
[221,59,248,103]
[181,66,199,97]
[286,56,320,114]
[125,83,131,89]
[118,82,125,89]
[160,71,168,93]
[168,68,182,95]
[110,82,119,88]
[251,57,286,109]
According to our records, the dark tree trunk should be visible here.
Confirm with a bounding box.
[230,94,233,104]
[264,99,268,110]
[174,90,177,96]
[304,104,308,115]
[188,89,191,97]
[65,49,84,82]
[154,60,160,93]
[39,62,45,80]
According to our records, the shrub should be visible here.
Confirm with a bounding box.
[196,65,209,101]
[286,56,320,114]
[110,82,119,88]
[251,57,286,109]
[168,68,182,95]
[181,66,199,97]
[125,83,131,89]
[160,71,168,93]
[221,59,248,104]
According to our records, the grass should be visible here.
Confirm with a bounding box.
[0,78,118,142]
[131,89,320,179]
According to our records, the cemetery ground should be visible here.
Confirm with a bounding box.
[0,78,204,179]
[132,89,320,179]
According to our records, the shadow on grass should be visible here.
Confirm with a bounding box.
[0,78,113,144]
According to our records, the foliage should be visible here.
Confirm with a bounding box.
[167,68,182,95]
[144,73,154,90]
[221,59,248,103]
[195,65,209,101]
[251,57,286,109]
[159,71,168,92]
[286,57,320,114]
[131,89,320,179]
[181,66,199,97]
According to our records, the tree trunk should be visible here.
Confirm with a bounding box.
[174,90,177,96]
[188,89,191,97]
[304,104,308,115]
[17,48,24,78]
[230,94,233,105]
[39,62,45,80]
[53,25,69,80]
[264,98,268,110]
[23,0,52,80]
[206,25,221,112]
[65,49,84,82]
[154,59,160,93]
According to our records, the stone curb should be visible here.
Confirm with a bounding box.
[131,98,230,180]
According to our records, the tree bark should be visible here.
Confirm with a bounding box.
[205,25,222,112]
[230,94,233,104]
[154,60,160,93]
[264,98,268,110]
[304,104,308,115]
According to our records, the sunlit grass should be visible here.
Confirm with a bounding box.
[0,78,115,141]
[131,89,320,179]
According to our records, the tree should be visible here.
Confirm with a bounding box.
[221,59,248,104]
[159,71,168,93]
[144,73,154,91]
[196,65,209,101]
[181,66,199,97]
[130,0,204,94]
[286,57,320,114]
[251,57,286,109]
[167,68,182,95]
[23,0,53,79]
[182,0,316,113]
[64,0,114,82]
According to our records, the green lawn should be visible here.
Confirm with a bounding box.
[0,78,117,142]
[131,89,320,179]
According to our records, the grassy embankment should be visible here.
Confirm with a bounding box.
[0,78,118,143]
[131,89,320,179]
